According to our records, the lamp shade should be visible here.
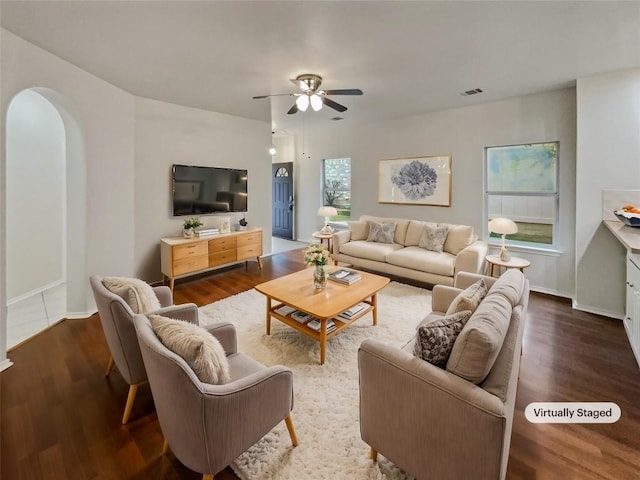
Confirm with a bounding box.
[488,217,518,235]
[310,94,323,111]
[296,95,310,112]
[317,206,338,217]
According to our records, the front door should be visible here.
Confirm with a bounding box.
[272,162,294,239]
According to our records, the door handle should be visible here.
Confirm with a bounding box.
[288,196,294,211]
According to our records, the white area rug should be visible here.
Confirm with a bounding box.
[198,281,431,480]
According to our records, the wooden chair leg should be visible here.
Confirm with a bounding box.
[370,447,378,461]
[105,356,114,377]
[161,439,169,455]
[203,474,214,480]
[121,384,139,425]
[284,414,299,447]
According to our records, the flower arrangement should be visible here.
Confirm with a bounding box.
[304,243,331,266]
[183,217,204,230]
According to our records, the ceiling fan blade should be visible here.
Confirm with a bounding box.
[323,89,363,96]
[252,93,293,99]
[322,97,348,112]
[287,103,299,114]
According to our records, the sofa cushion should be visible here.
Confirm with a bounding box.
[340,240,404,262]
[149,315,231,385]
[418,223,450,252]
[488,269,525,306]
[386,246,455,277]
[446,279,488,316]
[443,224,475,255]
[367,221,397,243]
[103,276,161,313]
[360,215,410,245]
[446,292,511,383]
[348,221,369,241]
[405,220,429,246]
[413,310,472,367]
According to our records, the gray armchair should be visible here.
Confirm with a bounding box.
[133,315,297,480]
[89,275,198,424]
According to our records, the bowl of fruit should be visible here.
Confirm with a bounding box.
[614,205,640,227]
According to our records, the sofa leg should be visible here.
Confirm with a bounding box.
[203,474,214,480]
[370,447,378,462]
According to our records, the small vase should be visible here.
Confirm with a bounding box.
[183,228,194,239]
[313,264,327,290]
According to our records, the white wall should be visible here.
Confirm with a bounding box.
[1,28,135,370]
[133,97,272,281]
[575,68,640,317]
[296,89,577,297]
[6,90,66,300]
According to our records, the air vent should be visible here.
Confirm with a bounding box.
[330,117,344,121]
[460,88,484,96]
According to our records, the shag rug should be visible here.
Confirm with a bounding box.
[198,281,432,480]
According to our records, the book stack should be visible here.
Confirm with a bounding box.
[291,311,315,324]
[337,302,368,321]
[328,268,362,285]
[307,318,336,333]
[196,228,219,237]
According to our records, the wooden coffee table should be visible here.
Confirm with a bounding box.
[255,268,390,365]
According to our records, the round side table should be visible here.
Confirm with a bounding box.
[312,231,333,252]
[486,254,530,277]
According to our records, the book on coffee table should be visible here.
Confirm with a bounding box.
[328,268,362,285]
[307,319,336,332]
[337,302,369,321]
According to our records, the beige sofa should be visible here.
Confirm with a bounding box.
[358,270,529,480]
[331,215,488,286]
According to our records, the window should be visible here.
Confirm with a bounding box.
[322,158,351,221]
[485,142,558,248]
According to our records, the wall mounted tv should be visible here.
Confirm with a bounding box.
[172,164,248,216]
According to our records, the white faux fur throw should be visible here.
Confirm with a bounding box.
[103,276,162,313]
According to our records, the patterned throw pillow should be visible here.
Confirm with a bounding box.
[366,221,397,243]
[445,279,488,316]
[418,223,450,252]
[413,310,472,367]
[150,315,231,385]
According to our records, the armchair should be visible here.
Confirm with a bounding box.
[89,275,198,424]
[358,271,529,480]
[133,315,297,480]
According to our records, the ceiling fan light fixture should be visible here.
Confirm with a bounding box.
[310,94,323,111]
[296,94,309,112]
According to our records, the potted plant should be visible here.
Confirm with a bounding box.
[183,217,203,238]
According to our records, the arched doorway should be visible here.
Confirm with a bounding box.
[4,88,87,350]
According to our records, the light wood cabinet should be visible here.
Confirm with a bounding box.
[161,228,263,291]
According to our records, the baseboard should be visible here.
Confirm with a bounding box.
[65,310,96,319]
[0,358,14,372]
[572,301,624,320]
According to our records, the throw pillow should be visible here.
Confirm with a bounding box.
[103,277,161,313]
[366,221,397,243]
[418,223,449,252]
[445,279,488,316]
[149,315,231,385]
[348,221,369,241]
[413,310,472,367]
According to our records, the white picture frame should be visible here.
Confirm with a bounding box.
[219,216,231,234]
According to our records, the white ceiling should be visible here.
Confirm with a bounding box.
[2,1,639,134]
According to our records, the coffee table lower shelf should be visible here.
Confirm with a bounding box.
[265,299,376,365]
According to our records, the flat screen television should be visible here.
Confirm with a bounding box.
[172,164,248,216]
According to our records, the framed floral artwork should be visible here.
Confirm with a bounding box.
[219,216,231,233]
[378,155,452,206]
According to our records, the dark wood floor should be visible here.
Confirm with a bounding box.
[2,248,639,479]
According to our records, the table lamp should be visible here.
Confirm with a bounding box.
[317,206,338,234]
[488,217,518,262]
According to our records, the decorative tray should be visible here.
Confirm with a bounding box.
[614,210,640,227]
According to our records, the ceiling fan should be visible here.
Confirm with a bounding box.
[253,73,363,114]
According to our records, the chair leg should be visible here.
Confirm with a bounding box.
[121,384,139,425]
[161,439,169,455]
[203,474,214,480]
[105,356,114,377]
[370,447,378,462]
[284,414,299,447]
